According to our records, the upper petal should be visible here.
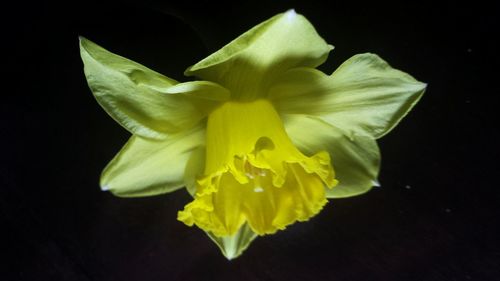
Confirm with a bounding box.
[184,10,332,100]
[283,114,380,198]
[100,124,205,197]
[270,53,426,139]
[80,37,228,139]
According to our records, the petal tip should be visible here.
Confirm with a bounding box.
[101,184,111,191]
[78,36,91,49]
[372,180,381,187]
[224,252,236,261]
[285,9,297,19]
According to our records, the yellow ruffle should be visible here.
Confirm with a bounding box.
[178,99,338,236]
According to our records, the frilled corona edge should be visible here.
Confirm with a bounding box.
[178,100,338,236]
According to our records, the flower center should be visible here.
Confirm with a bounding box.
[178,99,337,236]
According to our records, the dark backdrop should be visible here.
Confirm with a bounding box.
[3,1,499,280]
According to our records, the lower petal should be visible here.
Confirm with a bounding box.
[283,114,380,198]
[100,124,205,197]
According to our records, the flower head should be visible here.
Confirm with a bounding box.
[80,10,425,259]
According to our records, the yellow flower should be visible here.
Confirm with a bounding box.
[80,10,425,259]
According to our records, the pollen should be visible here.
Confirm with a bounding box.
[253,187,264,193]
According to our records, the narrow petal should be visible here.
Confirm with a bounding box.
[283,114,380,198]
[184,10,332,100]
[206,223,257,260]
[270,53,426,139]
[80,37,228,139]
[100,125,205,197]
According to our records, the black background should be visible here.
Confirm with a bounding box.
[3,1,500,280]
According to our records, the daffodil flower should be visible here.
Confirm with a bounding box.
[79,10,426,259]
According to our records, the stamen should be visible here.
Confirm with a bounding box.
[244,161,268,180]
[253,186,264,193]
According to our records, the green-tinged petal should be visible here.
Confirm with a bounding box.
[164,81,230,101]
[100,125,205,197]
[283,114,380,198]
[206,223,258,260]
[185,10,332,100]
[80,37,228,139]
[271,54,426,139]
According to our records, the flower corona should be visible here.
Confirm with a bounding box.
[178,99,337,236]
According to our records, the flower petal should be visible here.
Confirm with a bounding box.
[164,81,230,101]
[271,53,426,139]
[100,125,205,197]
[283,114,380,198]
[80,37,226,139]
[206,223,257,260]
[184,10,332,100]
